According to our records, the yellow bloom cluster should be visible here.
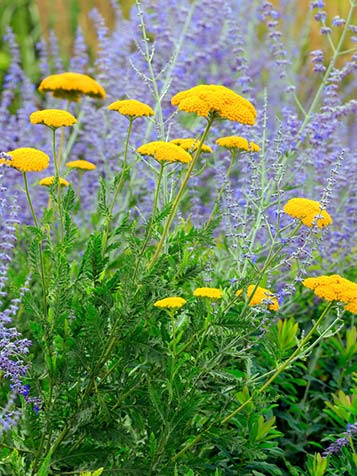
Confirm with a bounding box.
[39,176,69,187]
[236,285,279,311]
[66,160,96,171]
[137,141,192,164]
[30,109,77,129]
[38,72,106,101]
[108,99,154,118]
[283,198,332,229]
[170,138,213,154]
[193,287,223,299]
[216,136,260,152]
[303,275,357,313]
[154,297,187,309]
[171,84,256,125]
[0,148,50,173]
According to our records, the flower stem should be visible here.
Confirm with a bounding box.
[52,128,64,241]
[148,116,215,268]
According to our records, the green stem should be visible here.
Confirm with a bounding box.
[148,116,215,268]
[206,150,236,226]
[52,128,64,241]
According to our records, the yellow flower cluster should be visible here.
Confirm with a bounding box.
[303,275,357,313]
[38,72,106,101]
[216,136,260,152]
[154,297,187,309]
[108,99,154,118]
[30,109,77,129]
[193,287,223,299]
[137,141,192,164]
[66,160,96,171]
[170,138,213,154]
[0,148,50,173]
[39,176,69,187]
[236,285,279,311]
[171,84,256,125]
[283,198,332,229]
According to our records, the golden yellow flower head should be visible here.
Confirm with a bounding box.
[193,287,223,299]
[137,141,192,164]
[38,72,106,101]
[283,198,332,229]
[154,297,187,309]
[0,148,50,173]
[171,84,256,125]
[170,138,213,154]
[236,285,279,311]
[39,176,69,187]
[216,136,260,152]
[30,109,77,129]
[303,274,357,313]
[108,99,154,118]
[66,160,96,171]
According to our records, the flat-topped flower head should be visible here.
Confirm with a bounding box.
[38,72,106,101]
[66,160,96,171]
[137,141,192,164]
[236,285,279,311]
[193,287,223,299]
[108,99,154,118]
[30,109,77,129]
[216,136,260,152]
[171,84,256,125]
[170,138,213,154]
[0,148,49,173]
[303,274,357,313]
[39,176,69,187]
[154,297,187,309]
[283,198,332,228]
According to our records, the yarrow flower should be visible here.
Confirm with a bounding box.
[0,148,50,173]
[38,72,106,101]
[236,285,279,311]
[66,160,96,171]
[137,141,192,164]
[216,136,260,152]
[108,99,154,118]
[154,297,187,309]
[170,138,213,153]
[283,198,332,228]
[171,84,256,125]
[30,109,77,129]
[39,176,69,187]
[193,287,223,299]
[303,274,357,313]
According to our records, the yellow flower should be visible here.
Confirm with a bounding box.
[66,160,96,171]
[154,297,187,309]
[171,84,256,125]
[39,176,69,187]
[170,138,213,154]
[303,274,357,313]
[0,148,49,173]
[108,99,154,118]
[38,72,106,101]
[283,198,332,228]
[236,285,279,311]
[216,136,260,152]
[193,287,223,299]
[30,109,77,129]
[137,141,192,164]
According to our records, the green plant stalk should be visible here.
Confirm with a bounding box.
[149,115,215,268]
[52,128,64,241]
[206,150,236,226]
[102,118,133,253]
[133,161,165,279]
[172,301,333,461]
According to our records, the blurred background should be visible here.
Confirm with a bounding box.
[0,0,353,83]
